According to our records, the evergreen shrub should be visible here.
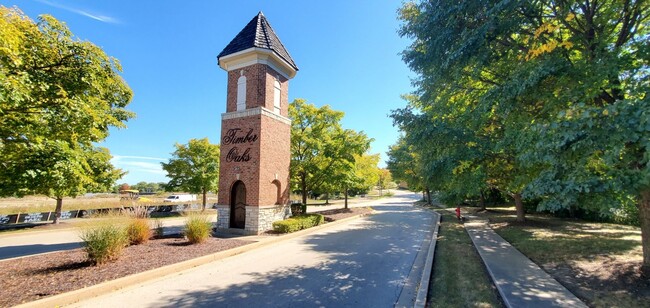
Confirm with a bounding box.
[273,214,324,233]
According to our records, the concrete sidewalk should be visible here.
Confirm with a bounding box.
[465,218,587,308]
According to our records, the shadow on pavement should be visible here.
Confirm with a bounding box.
[151,202,434,307]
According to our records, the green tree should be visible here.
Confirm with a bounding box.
[0,7,133,223]
[397,0,650,272]
[289,99,372,204]
[352,153,381,194]
[387,135,430,202]
[161,138,220,210]
[0,142,123,223]
[377,169,393,196]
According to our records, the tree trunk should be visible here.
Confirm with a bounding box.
[640,189,650,276]
[344,188,349,209]
[301,173,307,205]
[480,190,486,211]
[202,188,207,212]
[426,188,432,205]
[513,192,525,222]
[53,197,63,224]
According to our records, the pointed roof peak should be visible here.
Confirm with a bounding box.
[218,12,298,71]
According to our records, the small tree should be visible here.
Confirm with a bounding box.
[161,138,220,210]
[290,99,372,204]
[377,169,393,196]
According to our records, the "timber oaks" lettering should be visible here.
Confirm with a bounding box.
[223,128,258,162]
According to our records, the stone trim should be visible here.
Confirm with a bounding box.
[218,47,297,79]
[221,106,291,125]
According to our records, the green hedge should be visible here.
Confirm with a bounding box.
[273,214,324,233]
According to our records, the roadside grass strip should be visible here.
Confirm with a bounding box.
[428,210,502,307]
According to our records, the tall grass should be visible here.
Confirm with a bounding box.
[126,218,151,245]
[79,219,128,265]
[184,213,213,244]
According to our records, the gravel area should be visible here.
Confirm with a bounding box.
[0,207,372,307]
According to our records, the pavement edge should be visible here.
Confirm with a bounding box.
[16,211,373,308]
[413,210,440,308]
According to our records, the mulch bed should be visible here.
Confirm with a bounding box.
[315,207,373,222]
[0,208,372,307]
[0,237,252,307]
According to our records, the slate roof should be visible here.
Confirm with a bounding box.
[218,12,298,71]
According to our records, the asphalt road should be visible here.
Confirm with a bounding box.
[70,191,435,307]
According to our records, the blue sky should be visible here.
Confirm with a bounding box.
[7,0,415,184]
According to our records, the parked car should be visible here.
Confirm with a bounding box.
[163,194,197,203]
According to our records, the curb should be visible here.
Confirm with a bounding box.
[394,206,441,308]
[414,210,441,308]
[16,211,373,308]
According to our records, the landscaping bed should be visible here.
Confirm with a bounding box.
[0,207,371,306]
[315,207,373,221]
[0,236,252,307]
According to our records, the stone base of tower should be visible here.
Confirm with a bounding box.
[215,204,291,235]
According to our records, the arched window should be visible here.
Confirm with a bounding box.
[237,73,246,111]
[273,80,281,114]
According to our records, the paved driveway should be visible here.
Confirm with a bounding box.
[70,192,435,307]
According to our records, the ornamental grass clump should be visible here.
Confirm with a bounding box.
[79,221,128,265]
[153,218,164,238]
[184,213,212,244]
[126,218,151,245]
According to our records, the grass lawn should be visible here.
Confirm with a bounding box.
[428,208,503,307]
[469,207,649,308]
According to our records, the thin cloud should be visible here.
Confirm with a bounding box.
[111,156,167,175]
[113,155,167,161]
[36,0,121,24]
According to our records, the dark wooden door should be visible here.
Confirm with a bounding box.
[230,181,246,229]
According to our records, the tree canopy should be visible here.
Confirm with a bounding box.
[161,138,220,210]
[395,0,650,272]
[289,99,373,204]
[0,6,133,223]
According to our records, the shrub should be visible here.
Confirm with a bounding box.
[184,214,212,244]
[79,222,128,265]
[126,218,151,245]
[273,214,324,233]
[153,218,164,238]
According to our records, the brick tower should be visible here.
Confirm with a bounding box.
[215,12,298,234]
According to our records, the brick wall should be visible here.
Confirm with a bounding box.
[226,64,289,117]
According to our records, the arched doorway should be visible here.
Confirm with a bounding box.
[230,181,246,229]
